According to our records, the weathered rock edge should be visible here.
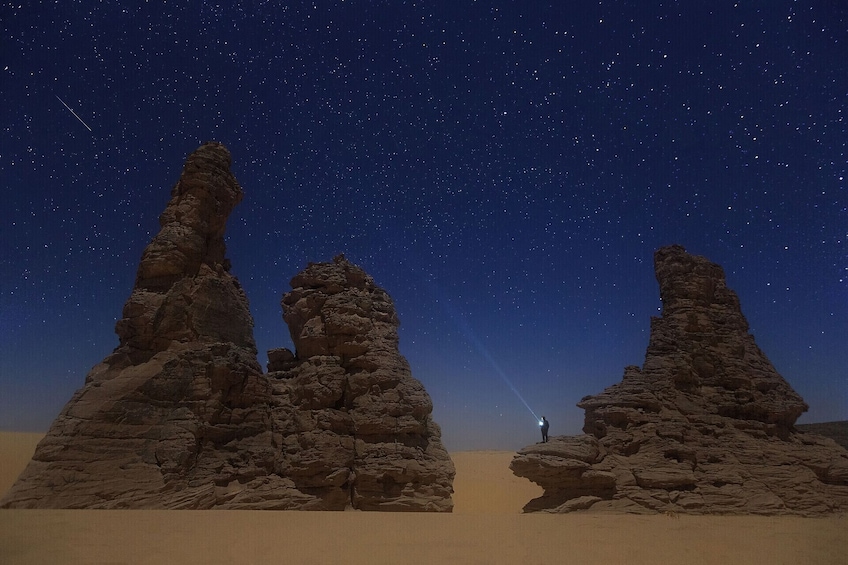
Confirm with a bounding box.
[511,245,848,515]
[0,142,454,511]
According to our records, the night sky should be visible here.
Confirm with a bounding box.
[2,1,846,451]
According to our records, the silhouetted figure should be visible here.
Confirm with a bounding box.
[540,416,550,443]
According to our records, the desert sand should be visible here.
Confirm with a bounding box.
[1,432,845,564]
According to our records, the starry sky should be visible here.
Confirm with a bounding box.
[2,1,846,451]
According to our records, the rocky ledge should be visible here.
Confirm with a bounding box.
[511,245,848,515]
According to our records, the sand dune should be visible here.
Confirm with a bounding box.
[1,432,846,564]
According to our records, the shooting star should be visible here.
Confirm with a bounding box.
[56,95,93,132]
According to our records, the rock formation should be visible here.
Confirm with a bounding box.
[1,142,453,511]
[265,255,455,511]
[511,245,848,515]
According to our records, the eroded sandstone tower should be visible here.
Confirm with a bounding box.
[1,142,453,510]
[265,255,455,511]
[511,245,848,515]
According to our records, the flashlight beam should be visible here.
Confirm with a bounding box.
[474,342,541,422]
[441,300,540,423]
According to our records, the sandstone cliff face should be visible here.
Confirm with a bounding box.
[511,245,848,515]
[0,143,453,511]
[265,255,455,511]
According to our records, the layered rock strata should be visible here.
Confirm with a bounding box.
[511,245,848,515]
[265,255,455,511]
[1,143,453,511]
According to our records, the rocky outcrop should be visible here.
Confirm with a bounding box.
[264,255,455,511]
[511,245,848,515]
[1,143,453,511]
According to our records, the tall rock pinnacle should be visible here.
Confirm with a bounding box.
[114,141,256,359]
[1,142,267,508]
[581,243,809,437]
[511,245,848,515]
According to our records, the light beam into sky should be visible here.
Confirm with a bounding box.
[440,298,541,424]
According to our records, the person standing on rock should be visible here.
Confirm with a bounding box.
[539,416,550,443]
